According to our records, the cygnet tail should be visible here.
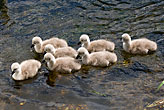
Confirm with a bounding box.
[73,60,81,70]
[112,53,117,63]
[150,42,157,51]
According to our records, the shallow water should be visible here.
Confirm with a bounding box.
[0,0,164,110]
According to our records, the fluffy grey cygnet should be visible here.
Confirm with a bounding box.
[44,44,77,58]
[31,36,68,53]
[122,33,157,54]
[79,34,115,52]
[43,53,81,73]
[77,47,117,67]
[11,59,41,80]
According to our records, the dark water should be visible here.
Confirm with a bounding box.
[0,0,164,109]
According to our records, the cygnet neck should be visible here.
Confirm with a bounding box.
[52,48,57,55]
[35,41,43,53]
[82,51,90,64]
[83,40,90,49]
[48,57,56,70]
[124,40,131,51]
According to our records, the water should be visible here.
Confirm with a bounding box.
[0,0,164,109]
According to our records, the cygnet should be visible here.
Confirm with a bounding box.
[79,34,115,52]
[44,44,77,58]
[11,59,41,81]
[43,53,81,73]
[76,47,117,67]
[31,36,68,53]
[122,33,157,54]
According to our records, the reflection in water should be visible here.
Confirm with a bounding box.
[13,75,39,89]
[0,0,9,28]
[46,71,59,86]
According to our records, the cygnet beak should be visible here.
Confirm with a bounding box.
[31,44,34,48]
[41,60,46,63]
[43,52,46,55]
[11,69,16,76]
[78,42,81,45]
[76,54,81,59]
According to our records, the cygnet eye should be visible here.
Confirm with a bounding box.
[122,37,127,41]
[82,39,87,42]
[13,68,17,71]
[46,48,50,52]
[47,58,50,61]
[12,68,18,72]
[125,38,129,41]
[34,41,39,44]
[79,52,84,54]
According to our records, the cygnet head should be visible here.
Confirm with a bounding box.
[11,62,20,75]
[43,53,55,62]
[79,34,90,44]
[122,33,131,43]
[32,36,42,46]
[44,44,55,53]
[77,47,89,57]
